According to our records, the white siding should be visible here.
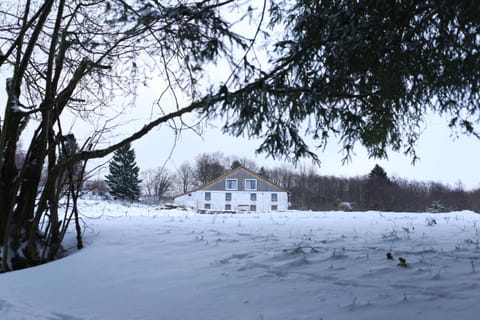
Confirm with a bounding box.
[175,190,288,212]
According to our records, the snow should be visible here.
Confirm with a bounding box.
[1,199,479,319]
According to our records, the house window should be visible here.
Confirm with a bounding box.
[250,204,257,211]
[245,179,257,190]
[250,193,257,201]
[205,192,211,201]
[271,205,278,211]
[271,193,278,202]
[225,204,231,211]
[225,193,232,201]
[225,179,238,190]
[204,203,211,209]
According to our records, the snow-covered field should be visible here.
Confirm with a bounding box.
[1,199,480,320]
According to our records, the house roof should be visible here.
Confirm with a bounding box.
[174,165,288,198]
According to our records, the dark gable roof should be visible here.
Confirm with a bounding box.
[175,165,288,198]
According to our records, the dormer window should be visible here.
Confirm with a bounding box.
[245,179,257,190]
[225,179,238,190]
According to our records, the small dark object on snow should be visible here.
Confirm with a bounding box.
[398,257,407,267]
[386,252,394,260]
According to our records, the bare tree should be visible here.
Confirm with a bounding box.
[154,171,172,200]
[173,162,195,194]
[193,152,226,185]
[141,169,157,197]
[1,0,478,272]
[142,167,172,200]
[266,165,296,190]
[0,0,265,271]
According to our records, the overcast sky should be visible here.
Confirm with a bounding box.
[4,74,476,190]
[132,111,480,191]
[2,78,479,191]
[2,63,479,192]
[2,2,479,191]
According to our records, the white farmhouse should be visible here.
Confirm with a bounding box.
[174,166,289,212]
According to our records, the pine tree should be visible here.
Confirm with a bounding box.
[105,144,141,201]
[366,164,391,210]
[369,164,389,181]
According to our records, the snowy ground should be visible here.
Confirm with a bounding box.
[1,199,480,320]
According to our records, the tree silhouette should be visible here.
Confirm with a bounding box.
[215,0,480,162]
[369,165,389,182]
[367,164,392,210]
[1,0,479,271]
[105,144,141,201]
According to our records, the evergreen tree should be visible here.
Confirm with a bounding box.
[369,165,389,182]
[366,164,391,210]
[2,0,479,272]
[216,0,480,163]
[105,144,141,201]
[231,160,242,170]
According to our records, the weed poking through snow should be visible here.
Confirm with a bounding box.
[398,257,407,267]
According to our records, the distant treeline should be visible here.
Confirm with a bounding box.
[86,152,479,212]
[265,164,479,212]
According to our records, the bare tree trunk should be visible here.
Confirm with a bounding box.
[0,0,265,271]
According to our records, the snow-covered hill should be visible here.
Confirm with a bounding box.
[0,199,479,319]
